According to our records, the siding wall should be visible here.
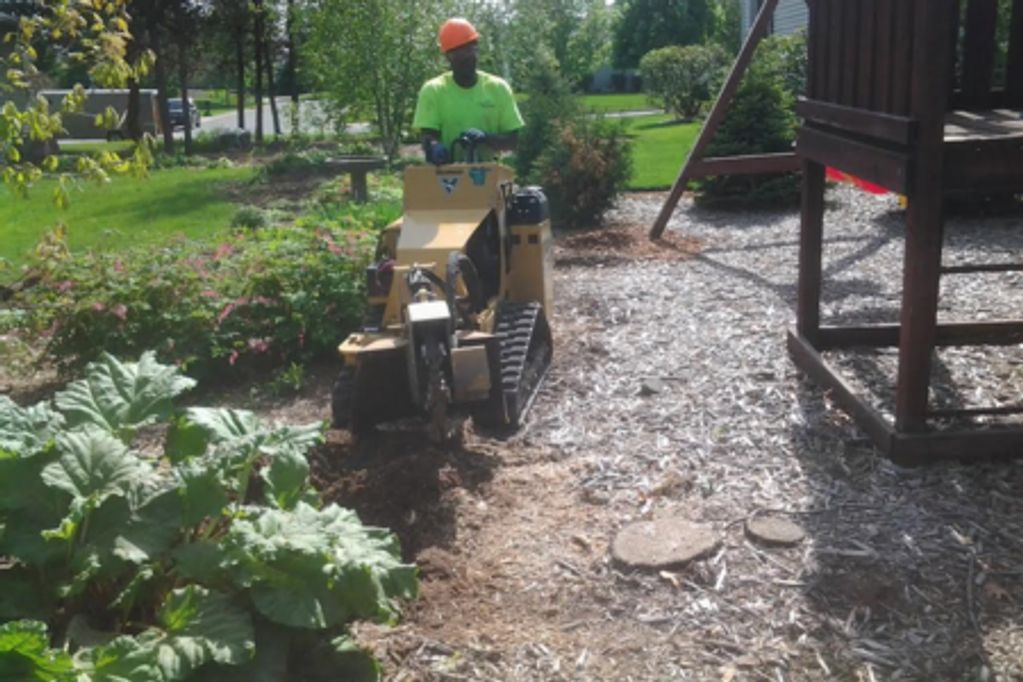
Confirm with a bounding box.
[741,0,808,37]
[773,0,808,35]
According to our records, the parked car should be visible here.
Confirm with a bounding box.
[167,99,200,129]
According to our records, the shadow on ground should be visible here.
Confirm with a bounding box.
[790,367,1023,679]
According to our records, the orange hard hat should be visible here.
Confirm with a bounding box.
[438,17,479,53]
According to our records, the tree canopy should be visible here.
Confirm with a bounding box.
[612,0,715,69]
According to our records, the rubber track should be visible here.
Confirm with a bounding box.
[492,301,551,427]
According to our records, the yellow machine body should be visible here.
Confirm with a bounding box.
[334,161,554,435]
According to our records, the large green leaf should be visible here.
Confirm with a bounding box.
[0,507,67,567]
[86,488,182,565]
[188,619,290,682]
[0,397,62,458]
[171,541,230,584]
[41,428,144,507]
[76,635,162,682]
[77,587,254,682]
[260,447,311,510]
[0,569,50,622]
[177,408,323,461]
[0,451,59,513]
[0,620,74,682]
[54,352,196,441]
[174,461,228,527]
[224,504,417,630]
[153,585,255,674]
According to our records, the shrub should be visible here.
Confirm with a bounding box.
[231,205,272,230]
[11,202,395,383]
[530,117,633,229]
[260,150,332,179]
[516,51,633,229]
[640,44,730,120]
[0,352,416,681]
[514,50,582,181]
[695,31,806,207]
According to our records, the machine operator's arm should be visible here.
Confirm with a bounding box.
[421,128,519,164]
[421,129,447,164]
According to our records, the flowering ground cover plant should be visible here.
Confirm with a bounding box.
[0,352,417,681]
[16,222,373,384]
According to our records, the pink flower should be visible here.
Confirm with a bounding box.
[228,350,239,366]
[91,302,105,313]
[201,289,219,298]
[213,243,234,261]
[56,280,74,293]
[113,258,124,273]
[111,304,128,321]
[217,297,248,325]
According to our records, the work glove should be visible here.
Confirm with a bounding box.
[462,128,488,145]
[426,141,449,165]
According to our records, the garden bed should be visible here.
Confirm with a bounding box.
[5,186,1023,680]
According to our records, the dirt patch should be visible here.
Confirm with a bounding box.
[556,216,701,268]
[557,227,700,265]
[221,170,347,209]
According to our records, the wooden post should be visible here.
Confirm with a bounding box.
[894,0,956,433]
[649,0,781,240]
[797,160,826,344]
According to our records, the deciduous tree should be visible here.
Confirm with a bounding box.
[1,0,151,206]
[305,0,447,159]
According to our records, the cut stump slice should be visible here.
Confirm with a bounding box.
[612,517,720,570]
[745,515,806,547]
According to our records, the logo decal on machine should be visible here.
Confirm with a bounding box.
[439,175,460,195]
[468,167,490,187]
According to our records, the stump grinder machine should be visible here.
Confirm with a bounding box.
[332,138,553,439]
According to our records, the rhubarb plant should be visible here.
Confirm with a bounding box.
[0,352,416,681]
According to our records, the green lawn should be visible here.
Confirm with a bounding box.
[622,114,700,190]
[0,165,255,276]
[580,93,658,113]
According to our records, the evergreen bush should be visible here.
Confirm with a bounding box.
[516,52,633,229]
[695,32,806,207]
[514,51,582,181]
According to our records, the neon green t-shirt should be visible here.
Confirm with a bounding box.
[412,70,525,161]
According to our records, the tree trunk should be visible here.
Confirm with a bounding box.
[236,24,246,129]
[253,0,264,142]
[126,78,142,140]
[286,0,298,104]
[285,0,299,134]
[151,24,174,154]
[180,43,192,155]
[124,13,143,141]
[266,25,281,136]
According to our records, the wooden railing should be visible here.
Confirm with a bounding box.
[806,0,1023,116]
[806,0,924,115]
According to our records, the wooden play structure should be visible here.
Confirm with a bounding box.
[654,0,1023,463]
[790,0,1023,464]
